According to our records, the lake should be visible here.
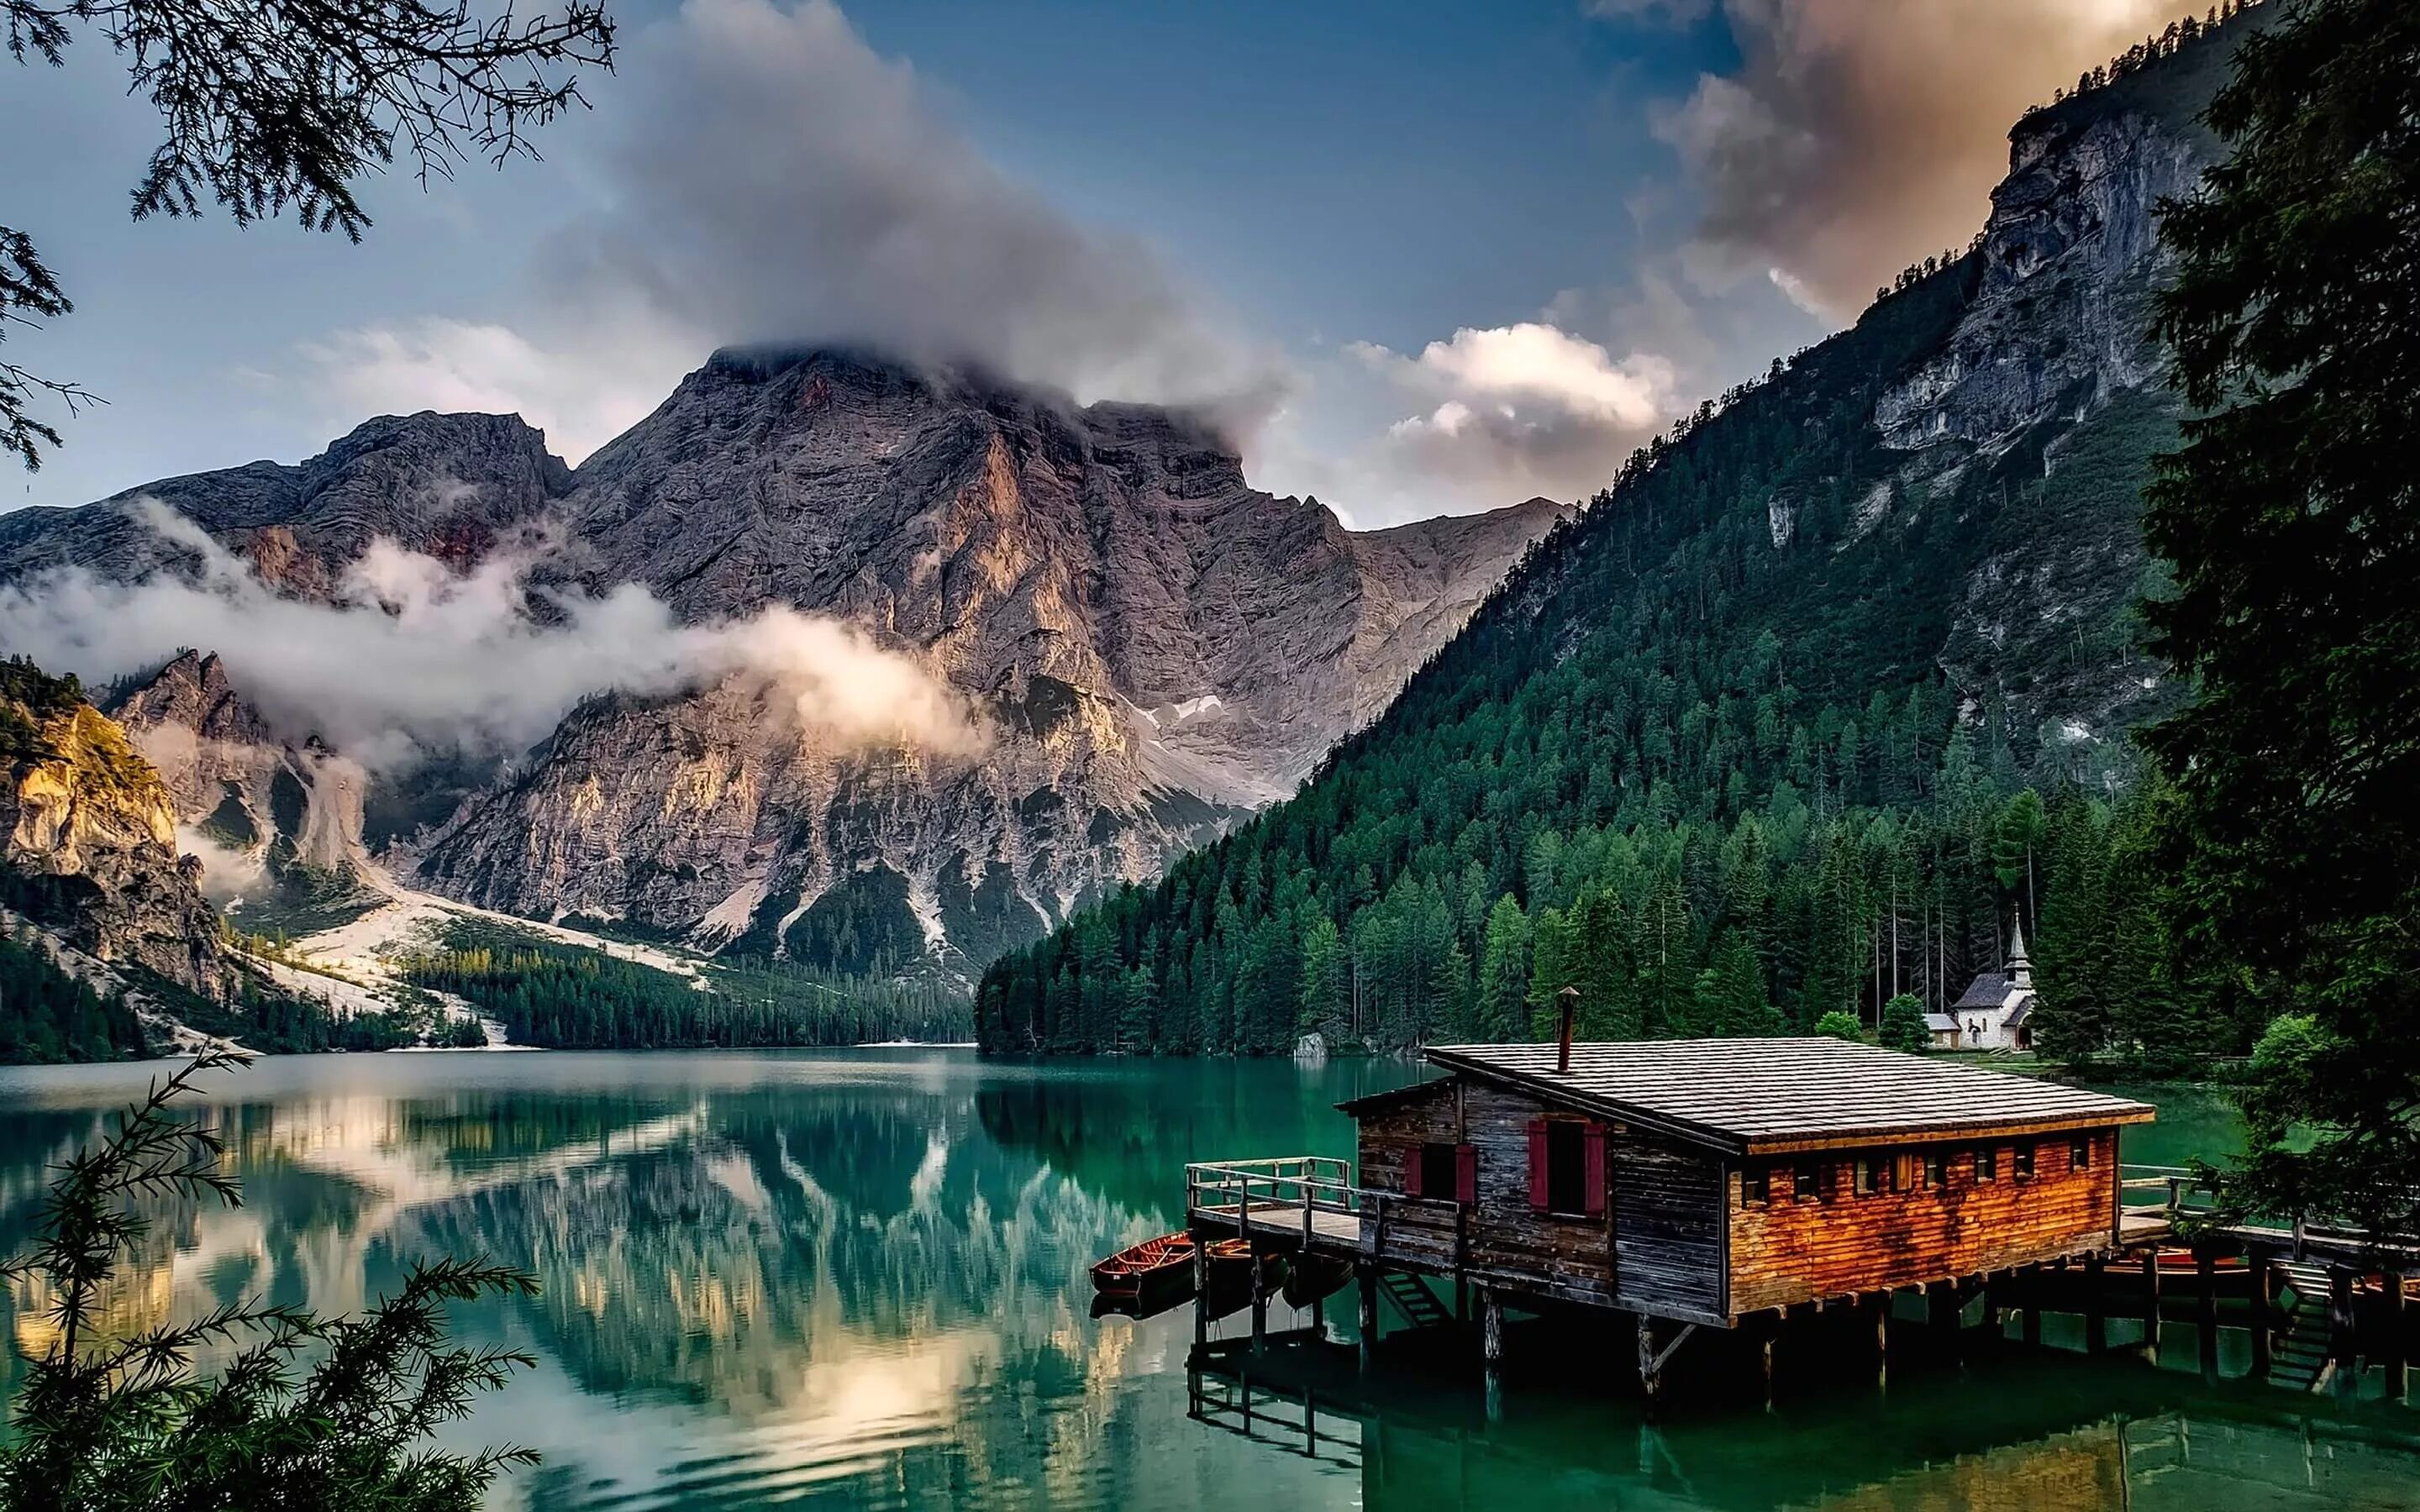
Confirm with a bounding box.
[0,1049,2413,1510]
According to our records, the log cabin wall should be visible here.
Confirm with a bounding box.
[1353,1075,1731,1318]
[1728,1128,2120,1315]
[1610,1133,1725,1322]
[1354,1079,1470,1278]
[1461,1081,1617,1305]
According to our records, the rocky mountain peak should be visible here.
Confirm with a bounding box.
[0,344,1561,977]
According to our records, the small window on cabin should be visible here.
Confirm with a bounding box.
[1794,1160,1821,1202]
[1975,1147,1998,1183]
[2013,1143,2036,1181]
[1420,1142,1460,1200]
[1546,1120,1586,1214]
[1740,1168,1770,1207]
[1854,1158,1885,1197]
[1924,1151,1946,1189]
[2070,1136,2092,1170]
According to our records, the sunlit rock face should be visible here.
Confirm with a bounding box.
[0,680,224,995]
[2,349,1557,974]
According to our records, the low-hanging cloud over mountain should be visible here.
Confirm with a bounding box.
[311,0,1283,465]
[0,501,986,769]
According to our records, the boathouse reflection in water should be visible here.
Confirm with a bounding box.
[1185,1334,2420,1510]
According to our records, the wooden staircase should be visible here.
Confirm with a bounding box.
[2270,1259,2337,1393]
[1380,1271,1455,1332]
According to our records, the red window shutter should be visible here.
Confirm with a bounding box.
[1402,1143,1424,1198]
[1583,1123,1608,1215]
[1455,1143,1477,1205]
[1527,1120,1549,1211]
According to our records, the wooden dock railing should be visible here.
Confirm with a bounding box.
[1186,1157,1366,1247]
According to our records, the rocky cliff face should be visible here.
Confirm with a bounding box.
[1861,17,2264,761]
[0,354,1557,974]
[0,412,570,593]
[0,663,224,994]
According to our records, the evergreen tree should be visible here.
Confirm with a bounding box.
[2144,0,2420,1235]
[1879,992,1930,1053]
[0,1053,538,1509]
[1475,894,1532,1043]
[1297,916,1349,1043]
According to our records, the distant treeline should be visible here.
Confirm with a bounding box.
[0,915,435,1063]
[0,929,145,1063]
[398,936,973,1048]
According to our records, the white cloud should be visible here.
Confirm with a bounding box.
[1662,0,2210,315]
[300,318,680,466]
[1331,322,1680,516]
[300,0,1284,459]
[0,500,986,769]
[1354,323,1674,428]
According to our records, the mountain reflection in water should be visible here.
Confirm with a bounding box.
[0,1050,2410,1511]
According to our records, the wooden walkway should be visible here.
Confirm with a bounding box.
[1192,1200,1364,1253]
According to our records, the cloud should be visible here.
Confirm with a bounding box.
[0,500,986,769]
[1339,323,1679,511]
[299,318,681,468]
[302,0,1283,462]
[1661,0,2208,316]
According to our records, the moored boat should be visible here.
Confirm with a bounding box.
[1092,1231,1198,1307]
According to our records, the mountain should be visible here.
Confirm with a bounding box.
[0,411,571,591]
[0,352,1560,975]
[976,8,2274,1058]
[0,658,226,999]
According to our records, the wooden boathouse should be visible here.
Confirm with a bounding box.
[1185,1034,2158,1395]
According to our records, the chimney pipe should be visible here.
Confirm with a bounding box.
[1556,986,1580,1074]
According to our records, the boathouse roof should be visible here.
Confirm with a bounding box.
[1369,1038,2152,1156]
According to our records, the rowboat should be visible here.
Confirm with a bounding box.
[1091,1231,1198,1307]
[1200,1237,1290,1320]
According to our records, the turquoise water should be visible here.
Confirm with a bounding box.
[0,1050,2410,1510]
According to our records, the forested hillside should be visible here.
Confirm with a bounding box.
[400,927,974,1048]
[976,9,2268,1069]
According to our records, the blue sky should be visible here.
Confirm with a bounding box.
[2,0,2196,526]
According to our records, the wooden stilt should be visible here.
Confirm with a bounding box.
[2251,1249,2275,1383]
[1760,1324,1776,1412]
[1249,1238,1268,1354]
[1194,1240,1211,1352]
[1870,1293,1890,1394]
[1481,1286,1505,1366]
[2085,1256,2107,1354]
[2331,1269,2356,1387]
[2199,1254,2222,1378]
[1637,1314,1661,1404]
[2140,1251,2161,1363]
[1357,1263,1379,1369]
[2386,1267,2407,1400]
[1981,1272,2004,1337]
[1928,1279,1959,1338]
[2023,1265,2043,1347]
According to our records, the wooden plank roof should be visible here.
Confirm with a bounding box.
[1418,1039,2154,1156]
[1334,1078,1453,1116]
